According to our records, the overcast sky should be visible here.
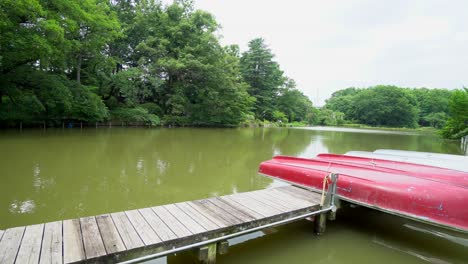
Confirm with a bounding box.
[184,0,467,105]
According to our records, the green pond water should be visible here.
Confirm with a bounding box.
[0,127,466,263]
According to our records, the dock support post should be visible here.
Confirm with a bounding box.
[217,240,229,255]
[198,243,217,264]
[314,213,327,235]
[315,173,339,235]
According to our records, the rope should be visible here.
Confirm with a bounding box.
[320,173,332,207]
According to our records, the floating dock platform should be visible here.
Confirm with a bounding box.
[0,185,335,264]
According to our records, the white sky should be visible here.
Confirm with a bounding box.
[178,0,468,105]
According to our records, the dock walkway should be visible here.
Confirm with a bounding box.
[0,185,327,264]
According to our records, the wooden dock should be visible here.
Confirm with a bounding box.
[0,185,330,264]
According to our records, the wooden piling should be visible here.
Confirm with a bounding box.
[314,214,327,235]
[198,243,217,264]
[216,240,229,255]
[314,173,338,235]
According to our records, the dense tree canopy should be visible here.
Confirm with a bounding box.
[240,38,284,120]
[324,85,458,129]
[239,39,314,123]
[0,0,314,127]
[2,0,464,134]
[441,89,468,139]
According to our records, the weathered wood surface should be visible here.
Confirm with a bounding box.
[40,221,62,264]
[0,185,321,263]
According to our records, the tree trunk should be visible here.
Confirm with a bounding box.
[77,54,82,84]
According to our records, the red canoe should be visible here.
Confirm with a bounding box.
[259,155,468,233]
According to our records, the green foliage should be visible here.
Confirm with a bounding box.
[352,86,419,128]
[70,85,109,122]
[277,86,313,122]
[326,86,455,129]
[326,85,420,128]
[272,110,288,123]
[423,112,447,129]
[111,107,160,126]
[1,0,312,128]
[411,88,451,127]
[314,109,345,126]
[240,38,285,120]
[441,89,468,139]
[325,87,359,121]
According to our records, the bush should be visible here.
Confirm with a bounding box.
[110,107,160,126]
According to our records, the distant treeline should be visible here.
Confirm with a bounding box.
[323,86,468,139]
[1,1,466,139]
[0,0,313,128]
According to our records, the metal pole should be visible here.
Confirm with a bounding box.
[330,173,339,208]
[118,206,333,264]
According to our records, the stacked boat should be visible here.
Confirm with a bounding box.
[259,149,468,233]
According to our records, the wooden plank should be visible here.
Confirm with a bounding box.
[259,189,311,210]
[125,210,161,245]
[244,192,290,212]
[0,227,25,264]
[277,186,321,204]
[40,221,63,264]
[209,197,257,222]
[139,208,177,242]
[186,202,228,228]
[219,197,266,219]
[191,199,243,225]
[80,216,106,260]
[267,188,316,208]
[111,212,144,250]
[175,202,220,231]
[152,206,192,238]
[275,186,313,201]
[274,186,320,203]
[16,224,44,264]
[164,204,206,234]
[96,214,126,254]
[63,219,85,264]
[250,190,299,211]
[224,194,282,217]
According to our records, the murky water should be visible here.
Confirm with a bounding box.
[0,127,466,263]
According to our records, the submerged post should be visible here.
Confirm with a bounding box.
[314,173,339,235]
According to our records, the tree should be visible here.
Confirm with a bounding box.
[351,86,419,127]
[442,89,468,139]
[240,38,284,120]
[411,88,451,127]
[0,0,119,127]
[325,87,361,121]
[277,78,313,122]
[423,112,447,128]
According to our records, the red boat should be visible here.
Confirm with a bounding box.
[259,155,468,233]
